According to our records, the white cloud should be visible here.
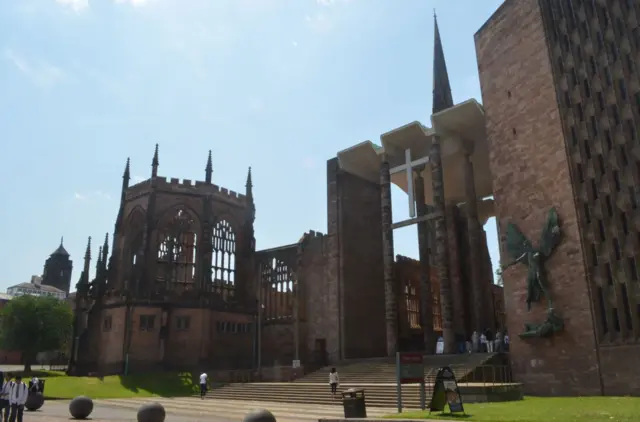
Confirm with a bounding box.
[73,191,112,201]
[305,13,333,32]
[302,157,317,170]
[316,0,336,5]
[55,0,89,14]
[114,0,152,7]
[292,41,298,47]
[132,175,146,183]
[3,49,64,87]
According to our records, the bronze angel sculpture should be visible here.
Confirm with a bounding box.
[502,207,564,338]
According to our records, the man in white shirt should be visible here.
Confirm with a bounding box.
[199,372,208,400]
[8,375,27,422]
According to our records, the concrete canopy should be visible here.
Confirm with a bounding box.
[336,99,495,223]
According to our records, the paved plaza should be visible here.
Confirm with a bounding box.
[24,397,395,421]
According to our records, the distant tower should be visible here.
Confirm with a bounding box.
[42,237,74,294]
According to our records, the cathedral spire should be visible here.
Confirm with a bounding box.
[205,150,213,184]
[83,236,92,279]
[245,166,253,192]
[245,166,255,224]
[123,157,131,189]
[102,233,109,264]
[95,246,103,274]
[151,144,159,178]
[432,11,454,114]
[84,236,92,261]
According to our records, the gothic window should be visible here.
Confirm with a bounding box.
[404,282,420,329]
[432,280,442,332]
[156,208,198,289]
[261,258,293,321]
[211,220,236,299]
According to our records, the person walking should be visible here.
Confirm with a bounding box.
[199,372,208,400]
[0,372,11,422]
[8,375,27,422]
[329,368,339,398]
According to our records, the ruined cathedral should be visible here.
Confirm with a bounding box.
[69,16,503,375]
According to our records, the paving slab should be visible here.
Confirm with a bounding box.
[23,397,397,422]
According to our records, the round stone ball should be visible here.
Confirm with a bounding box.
[69,396,94,419]
[25,393,44,411]
[243,409,277,422]
[137,402,166,422]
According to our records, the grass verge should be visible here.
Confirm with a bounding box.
[384,396,640,422]
[40,371,199,399]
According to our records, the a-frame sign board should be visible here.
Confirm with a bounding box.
[429,366,465,415]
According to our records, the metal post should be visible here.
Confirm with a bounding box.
[258,284,263,376]
[395,352,403,413]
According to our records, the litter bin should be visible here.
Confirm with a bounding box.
[342,388,366,418]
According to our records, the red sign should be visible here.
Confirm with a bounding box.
[397,352,424,384]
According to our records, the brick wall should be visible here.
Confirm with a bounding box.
[327,158,386,360]
[299,233,331,365]
[261,322,294,366]
[475,0,601,395]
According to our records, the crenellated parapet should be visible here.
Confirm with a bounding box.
[125,177,247,206]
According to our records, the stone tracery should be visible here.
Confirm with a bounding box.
[156,208,198,290]
[211,219,236,299]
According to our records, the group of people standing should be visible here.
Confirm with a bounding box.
[0,372,31,422]
[470,329,509,353]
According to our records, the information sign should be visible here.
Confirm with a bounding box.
[429,366,465,415]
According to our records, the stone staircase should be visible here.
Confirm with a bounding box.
[206,353,501,408]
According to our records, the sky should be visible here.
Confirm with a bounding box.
[0,0,505,290]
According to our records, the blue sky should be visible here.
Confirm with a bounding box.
[0,0,504,290]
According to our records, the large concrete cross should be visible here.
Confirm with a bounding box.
[389,149,430,218]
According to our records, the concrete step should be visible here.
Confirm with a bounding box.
[206,383,430,408]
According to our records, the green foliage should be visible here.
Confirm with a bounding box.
[0,295,73,362]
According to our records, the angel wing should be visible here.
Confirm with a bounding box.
[538,207,561,257]
[505,222,534,263]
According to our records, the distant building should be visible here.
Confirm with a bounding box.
[7,275,67,300]
[41,238,74,294]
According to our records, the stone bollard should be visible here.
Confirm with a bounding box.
[137,402,166,422]
[243,409,277,422]
[69,396,94,419]
[25,392,44,411]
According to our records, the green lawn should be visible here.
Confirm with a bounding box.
[41,371,199,399]
[385,397,640,422]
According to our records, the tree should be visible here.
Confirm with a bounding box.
[0,295,73,372]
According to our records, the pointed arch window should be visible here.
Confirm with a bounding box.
[126,232,143,291]
[211,220,236,299]
[156,208,198,288]
[260,258,294,320]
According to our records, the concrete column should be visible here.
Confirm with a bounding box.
[380,158,398,356]
[463,151,486,332]
[414,167,435,353]
[430,136,456,353]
